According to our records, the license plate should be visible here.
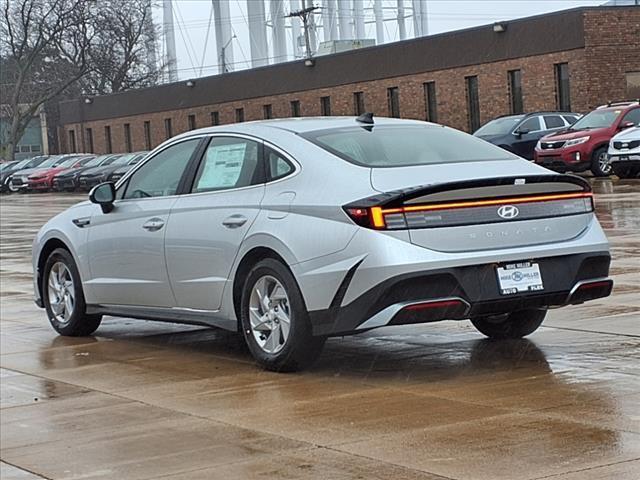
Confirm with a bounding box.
[496,262,544,295]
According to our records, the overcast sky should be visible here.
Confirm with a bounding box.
[153,0,607,80]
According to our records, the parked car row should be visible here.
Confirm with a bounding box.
[474,100,639,178]
[1,152,148,193]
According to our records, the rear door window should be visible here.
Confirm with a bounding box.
[543,115,565,129]
[265,147,294,181]
[192,137,262,193]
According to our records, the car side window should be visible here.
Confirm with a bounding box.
[517,117,541,133]
[543,115,565,129]
[563,115,578,125]
[265,147,294,181]
[622,108,640,126]
[122,139,200,200]
[191,137,261,193]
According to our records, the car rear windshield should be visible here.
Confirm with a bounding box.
[302,125,516,167]
[474,116,524,136]
[571,108,623,130]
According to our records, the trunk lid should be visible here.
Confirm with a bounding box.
[366,162,593,253]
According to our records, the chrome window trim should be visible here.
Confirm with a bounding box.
[113,132,301,203]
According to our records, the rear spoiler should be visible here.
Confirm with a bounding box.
[343,174,593,230]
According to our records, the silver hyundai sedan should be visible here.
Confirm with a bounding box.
[32,116,612,371]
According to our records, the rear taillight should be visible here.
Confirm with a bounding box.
[344,191,593,230]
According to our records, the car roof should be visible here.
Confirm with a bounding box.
[172,116,433,139]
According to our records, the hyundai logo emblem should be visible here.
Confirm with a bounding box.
[497,205,520,219]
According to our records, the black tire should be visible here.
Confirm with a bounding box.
[42,248,102,336]
[240,258,325,372]
[612,165,639,179]
[470,309,546,339]
[590,146,612,177]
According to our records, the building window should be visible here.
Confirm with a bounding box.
[625,71,640,99]
[124,123,132,152]
[387,87,400,118]
[353,91,365,116]
[104,126,112,153]
[465,75,480,132]
[423,82,437,122]
[290,100,301,117]
[143,121,152,150]
[320,96,331,116]
[211,111,220,126]
[235,107,244,123]
[68,130,76,153]
[85,128,94,153]
[508,70,523,114]
[164,118,172,139]
[555,63,571,111]
[30,145,41,152]
[263,104,273,119]
[188,114,196,130]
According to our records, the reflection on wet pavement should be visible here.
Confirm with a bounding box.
[1,179,639,479]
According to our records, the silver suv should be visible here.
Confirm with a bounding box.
[33,117,612,371]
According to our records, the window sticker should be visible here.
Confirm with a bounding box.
[197,142,247,190]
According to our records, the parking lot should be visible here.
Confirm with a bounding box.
[1,180,639,480]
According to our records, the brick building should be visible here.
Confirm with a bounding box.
[57,5,640,155]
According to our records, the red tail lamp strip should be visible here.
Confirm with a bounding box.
[370,192,593,228]
[578,280,611,290]
[404,300,464,311]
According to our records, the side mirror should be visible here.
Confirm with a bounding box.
[89,182,116,213]
[619,121,635,130]
[514,128,529,138]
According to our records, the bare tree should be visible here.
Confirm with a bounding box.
[0,0,95,160]
[83,0,162,94]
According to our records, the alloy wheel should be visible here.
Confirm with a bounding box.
[598,151,612,175]
[248,275,291,354]
[48,262,75,323]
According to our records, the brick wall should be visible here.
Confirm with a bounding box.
[59,8,639,155]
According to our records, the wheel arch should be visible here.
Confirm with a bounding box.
[232,246,292,329]
[36,237,73,301]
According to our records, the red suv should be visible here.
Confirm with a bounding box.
[534,101,640,177]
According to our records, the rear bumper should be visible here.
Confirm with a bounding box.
[309,251,611,336]
[53,178,77,190]
[534,148,590,172]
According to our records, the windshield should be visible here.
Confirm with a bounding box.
[0,162,16,172]
[57,157,82,168]
[84,155,109,167]
[112,154,136,165]
[25,156,48,168]
[474,116,524,136]
[37,156,63,168]
[100,155,123,166]
[302,125,516,167]
[572,108,623,130]
[76,156,96,166]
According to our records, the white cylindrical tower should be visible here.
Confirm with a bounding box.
[289,0,302,58]
[163,0,178,82]
[412,0,428,37]
[397,0,406,40]
[322,0,338,42]
[373,0,384,45]
[354,0,365,39]
[271,0,287,63]
[337,0,352,40]
[213,0,234,73]
[247,0,268,67]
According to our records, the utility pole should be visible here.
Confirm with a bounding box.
[220,35,235,73]
[287,5,319,62]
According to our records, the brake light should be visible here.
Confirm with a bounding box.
[344,192,593,230]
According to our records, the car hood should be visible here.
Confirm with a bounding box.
[30,166,67,178]
[81,165,120,176]
[111,165,134,175]
[542,127,607,141]
[370,158,549,192]
[611,127,640,141]
[473,134,506,144]
[11,167,45,177]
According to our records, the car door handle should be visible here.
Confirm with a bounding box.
[222,215,248,229]
[142,218,165,231]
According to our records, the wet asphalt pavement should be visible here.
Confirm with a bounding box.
[0,179,639,480]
